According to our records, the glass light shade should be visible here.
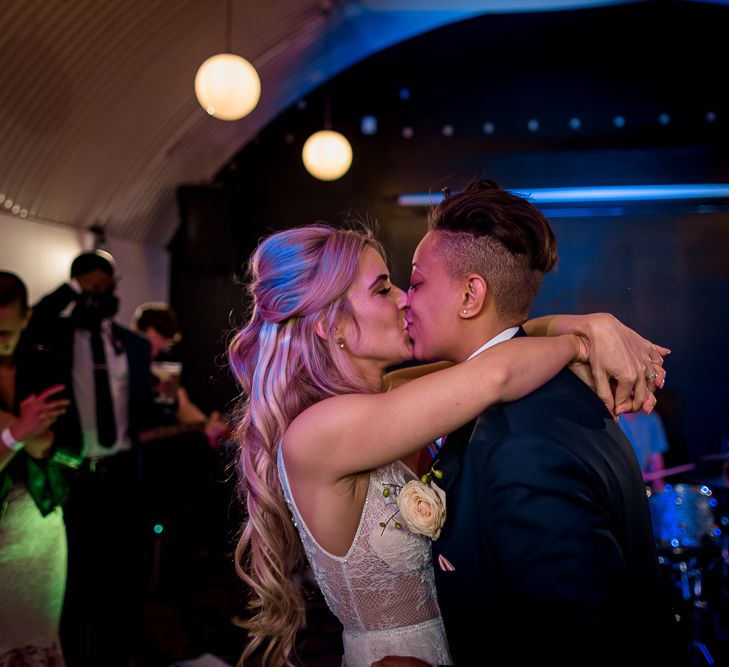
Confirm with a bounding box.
[302,130,353,181]
[194,53,261,121]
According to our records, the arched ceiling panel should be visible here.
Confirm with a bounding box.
[2,0,705,246]
[0,0,480,244]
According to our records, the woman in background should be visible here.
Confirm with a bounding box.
[0,271,82,666]
[133,302,228,447]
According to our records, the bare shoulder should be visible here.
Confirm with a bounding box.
[284,392,374,468]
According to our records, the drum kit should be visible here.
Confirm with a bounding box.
[646,455,729,665]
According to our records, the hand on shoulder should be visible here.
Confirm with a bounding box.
[571,313,669,416]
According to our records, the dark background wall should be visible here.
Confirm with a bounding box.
[171,0,729,465]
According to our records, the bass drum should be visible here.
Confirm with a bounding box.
[647,483,719,550]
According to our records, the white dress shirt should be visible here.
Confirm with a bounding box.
[466,326,520,360]
[434,326,520,449]
[73,320,132,459]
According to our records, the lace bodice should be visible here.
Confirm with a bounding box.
[278,449,452,666]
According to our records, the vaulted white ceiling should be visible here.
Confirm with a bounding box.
[0,0,697,246]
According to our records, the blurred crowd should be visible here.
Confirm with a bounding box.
[0,251,232,666]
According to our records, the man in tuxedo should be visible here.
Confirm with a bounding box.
[27,250,155,666]
[403,181,680,665]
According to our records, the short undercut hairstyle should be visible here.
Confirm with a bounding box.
[429,179,558,323]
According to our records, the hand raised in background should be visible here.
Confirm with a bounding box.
[11,384,69,440]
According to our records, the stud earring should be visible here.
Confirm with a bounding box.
[463,309,468,314]
[336,338,345,349]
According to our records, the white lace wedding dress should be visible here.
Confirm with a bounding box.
[278,449,453,667]
[0,482,67,666]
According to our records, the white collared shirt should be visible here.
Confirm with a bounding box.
[466,326,520,360]
[73,319,132,458]
[434,326,520,449]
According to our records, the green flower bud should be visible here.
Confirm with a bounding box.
[420,474,430,484]
[379,522,386,528]
[383,487,390,498]
[432,468,443,480]
[394,522,403,530]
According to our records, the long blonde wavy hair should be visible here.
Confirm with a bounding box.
[228,223,385,666]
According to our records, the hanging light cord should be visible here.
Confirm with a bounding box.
[225,0,233,53]
[323,2,334,130]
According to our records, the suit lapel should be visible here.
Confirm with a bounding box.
[433,328,526,491]
[433,418,476,492]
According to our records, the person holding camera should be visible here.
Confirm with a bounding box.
[26,250,155,667]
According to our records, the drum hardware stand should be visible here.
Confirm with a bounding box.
[714,528,729,641]
[676,558,716,665]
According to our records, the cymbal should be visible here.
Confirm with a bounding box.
[700,452,729,462]
[643,462,696,482]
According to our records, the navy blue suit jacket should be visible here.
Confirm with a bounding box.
[431,329,680,665]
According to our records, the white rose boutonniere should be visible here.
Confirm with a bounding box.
[397,479,447,540]
[380,464,446,541]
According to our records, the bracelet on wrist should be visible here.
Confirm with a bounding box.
[1,426,25,452]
